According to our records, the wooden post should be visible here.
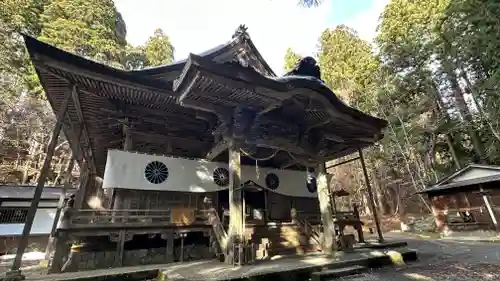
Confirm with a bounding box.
[227,143,243,264]
[113,231,126,267]
[112,124,133,213]
[9,87,72,275]
[180,235,185,262]
[358,148,384,242]
[316,163,336,254]
[163,232,174,263]
[479,185,500,232]
[263,190,269,223]
[44,157,75,260]
[48,233,70,274]
[74,162,89,209]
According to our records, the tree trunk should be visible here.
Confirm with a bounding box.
[371,169,388,215]
[459,69,500,142]
[442,59,488,163]
[430,82,461,169]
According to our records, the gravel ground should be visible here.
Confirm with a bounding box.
[338,235,500,281]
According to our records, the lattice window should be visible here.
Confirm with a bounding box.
[0,208,29,224]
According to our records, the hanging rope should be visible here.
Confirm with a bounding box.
[240,147,279,161]
[287,151,318,168]
[240,147,279,180]
[255,161,260,179]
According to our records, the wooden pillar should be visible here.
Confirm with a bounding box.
[430,202,446,233]
[9,87,72,275]
[227,144,243,264]
[113,231,126,267]
[48,234,70,274]
[316,163,336,254]
[112,124,133,211]
[264,190,269,223]
[479,185,500,232]
[358,148,384,242]
[162,232,174,263]
[74,162,89,209]
[44,157,75,260]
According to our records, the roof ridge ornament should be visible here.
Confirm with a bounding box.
[284,56,322,81]
[232,24,249,39]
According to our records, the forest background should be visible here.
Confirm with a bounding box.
[1,0,499,218]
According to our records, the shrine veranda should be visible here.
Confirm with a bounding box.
[14,25,390,273]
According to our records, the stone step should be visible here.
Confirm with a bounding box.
[311,265,367,281]
[267,246,298,257]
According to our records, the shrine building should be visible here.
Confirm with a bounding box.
[17,25,388,273]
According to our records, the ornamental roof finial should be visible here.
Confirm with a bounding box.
[232,24,249,39]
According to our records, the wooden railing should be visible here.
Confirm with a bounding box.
[68,209,172,225]
[334,211,359,221]
[65,208,212,227]
[296,211,321,222]
[206,208,228,249]
[297,218,322,247]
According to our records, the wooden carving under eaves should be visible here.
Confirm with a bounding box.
[211,106,319,159]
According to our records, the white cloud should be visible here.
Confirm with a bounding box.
[114,0,332,75]
[343,0,390,42]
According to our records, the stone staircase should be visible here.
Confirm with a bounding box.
[245,224,321,260]
[311,246,418,280]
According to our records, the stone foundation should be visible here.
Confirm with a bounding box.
[64,244,212,271]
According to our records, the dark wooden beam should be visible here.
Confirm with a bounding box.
[73,87,97,174]
[206,139,229,160]
[61,116,84,166]
[33,55,172,95]
[306,117,331,132]
[10,85,71,274]
[128,129,212,146]
[180,97,233,120]
[358,148,384,242]
[98,108,207,130]
[324,133,377,144]
[123,104,217,126]
[248,138,317,159]
[256,102,282,117]
[326,156,360,169]
[280,157,298,169]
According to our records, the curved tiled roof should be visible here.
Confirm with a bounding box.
[23,26,387,174]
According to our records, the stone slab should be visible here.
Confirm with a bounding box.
[311,265,367,281]
[160,246,418,281]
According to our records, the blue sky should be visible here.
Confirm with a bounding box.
[114,0,389,74]
[327,0,375,25]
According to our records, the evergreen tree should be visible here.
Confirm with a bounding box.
[283,48,302,73]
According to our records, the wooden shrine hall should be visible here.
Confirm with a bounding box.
[10,25,388,274]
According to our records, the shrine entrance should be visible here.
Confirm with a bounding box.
[217,181,267,225]
[242,181,267,223]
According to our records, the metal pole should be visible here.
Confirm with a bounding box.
[358,148,384,242]
[10,88,72,275]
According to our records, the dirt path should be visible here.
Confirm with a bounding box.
[338,235,500,280]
